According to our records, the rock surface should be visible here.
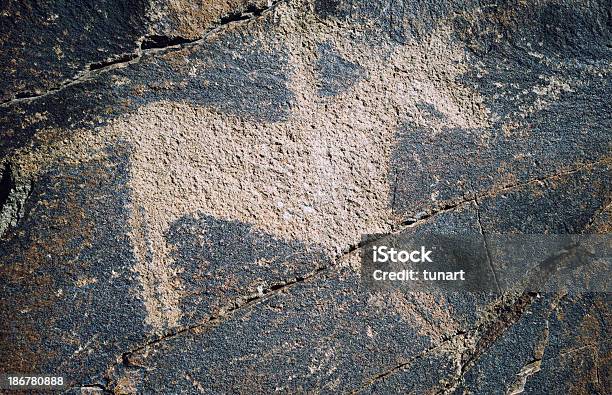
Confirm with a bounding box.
[0,0,610,393]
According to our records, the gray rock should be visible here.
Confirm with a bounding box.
[0,0,609,392]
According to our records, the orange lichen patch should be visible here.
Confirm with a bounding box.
[114,371,141,395]
[479,156,612,202]
[576,296,609,347]
[564,347,602,395]
[4,191,93,285]
[0,296,44,373]
[75,277,98,287]
[0,330,42,374]
[492,162,520,189]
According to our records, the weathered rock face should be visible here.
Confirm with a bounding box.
[0,0,274,103]
[0,0,610,393]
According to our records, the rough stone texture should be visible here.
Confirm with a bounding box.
[0,0,610,393]
[0,0,276,103]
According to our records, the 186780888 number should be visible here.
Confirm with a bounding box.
[1,374,65,390]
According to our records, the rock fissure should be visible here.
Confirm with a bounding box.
[474,196,502,293]
[399,157,609,228]
[89,54,140,71]
[349,329,469,394]
[0,0,287,108]
[438,292,540,394]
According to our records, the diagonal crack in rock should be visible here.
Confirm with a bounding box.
[0,0,287,108]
